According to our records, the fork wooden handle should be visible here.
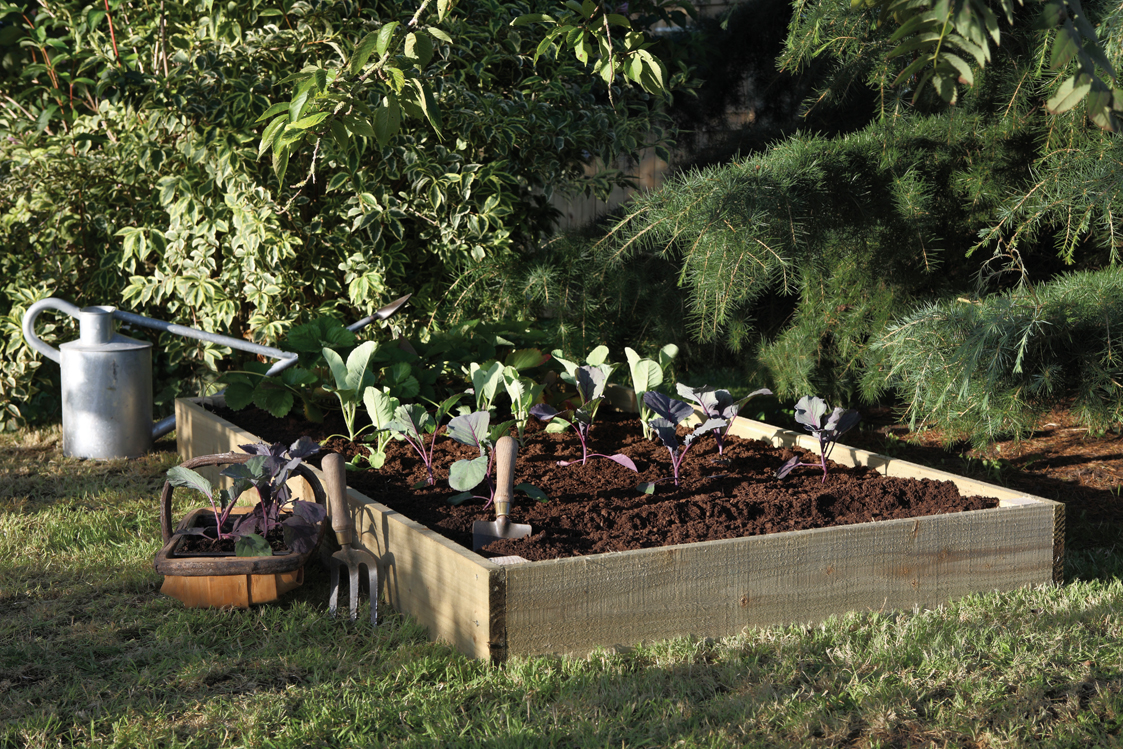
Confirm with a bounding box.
[323,452,352,546]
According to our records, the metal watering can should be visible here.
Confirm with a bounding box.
[22,295,411,460]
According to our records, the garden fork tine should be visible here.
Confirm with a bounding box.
[323,453,379,625]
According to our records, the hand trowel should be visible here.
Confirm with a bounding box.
[472,435,532,551]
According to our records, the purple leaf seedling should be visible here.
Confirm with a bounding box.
[382,394,462,487]
[639,391,727,490]
[675,384,771,454]
[530,402,638,472]
[775,395,861,483]
[165,436,327,557]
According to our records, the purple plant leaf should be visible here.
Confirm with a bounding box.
[530,403,559,421]
[282,516,319,555]
[290,499,326,525]
[643,391,694,425]
[683,418,728,447]
[775,455,802,479]
[233,512,262,536]
[575,365,606,403]
[602,453,638,472]
[649,417,679,450]
[824,407,861,436]
[793,396,829,432]
[447,411,490,451]
[237,442,274,456]
[288,436,320,459]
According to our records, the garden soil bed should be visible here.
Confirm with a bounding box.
[210,405,998,562]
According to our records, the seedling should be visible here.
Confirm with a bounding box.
[639,392,727,489]
[552,346,617,424]
[530,402,637,472]
[165,437,327,557]
[675,384,772,454]
[353,387,400,470]
[776,396,861,483]
[382,394,462,487]
[322,341,380,441]
[446,411,546,506]
[503,368,546,439]
[624,344,678,439]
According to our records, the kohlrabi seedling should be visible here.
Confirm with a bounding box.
[381,394,462,487]
[445,411,546,506]
[351,387,400,470]
[675,384,772,454]
[322,340,380,441]
[166,437,327,557]
[624,345,677,440]
[639,392,727,490]
[775,395,861,483]
[552,346,617,423]
[503,367,546,440]
[530,402,638,472]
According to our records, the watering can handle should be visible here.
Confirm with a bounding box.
[21,298,82,364]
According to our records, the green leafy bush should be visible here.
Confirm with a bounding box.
[0,0,679,429]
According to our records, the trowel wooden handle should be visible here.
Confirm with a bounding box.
[493,435,518,518]
[322,452,352,546]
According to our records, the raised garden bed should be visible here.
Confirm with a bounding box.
[175,394,1063,662]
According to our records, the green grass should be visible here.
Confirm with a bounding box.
[2,426,1122,748]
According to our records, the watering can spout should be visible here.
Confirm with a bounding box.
[22,294,411,459]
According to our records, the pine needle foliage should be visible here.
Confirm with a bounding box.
[876,266,1123,445]
[522,0,1123,442]
[548,110,1039,401]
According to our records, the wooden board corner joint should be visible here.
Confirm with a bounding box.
[1052,502,1066,585]
[487,567,508,665]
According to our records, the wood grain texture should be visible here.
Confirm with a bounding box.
[175,397,1063,661]
[339,481,499,661]
[503,501,1056,656]
[159,568,304,608]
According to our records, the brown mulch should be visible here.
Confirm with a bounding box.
[840,403,1123,550]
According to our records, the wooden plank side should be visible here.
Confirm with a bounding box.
[504,502,1057,657]
[342,485,498,661]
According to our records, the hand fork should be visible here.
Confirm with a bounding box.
[322,453,379,625]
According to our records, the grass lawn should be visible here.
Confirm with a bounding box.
[2,425,1121,748]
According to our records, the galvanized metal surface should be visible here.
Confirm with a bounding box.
[22,294,413,459]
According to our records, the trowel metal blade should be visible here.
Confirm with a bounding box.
[472,518,532,551]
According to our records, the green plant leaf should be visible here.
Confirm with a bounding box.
[447,491,474,505]
[374,95,401,147]
[254,387,294,418]
[449,454,488,491]
[235,533,273,557]
[516,483,548,502]
[351,31,379,76]
[166,466,213,499]
[376,21,399,56]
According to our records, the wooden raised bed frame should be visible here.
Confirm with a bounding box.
[175,394,1063,662]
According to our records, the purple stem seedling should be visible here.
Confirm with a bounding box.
[675,384,772,454]
[530,402,637,472]
[640,391,727,489]
[775,395,861,483]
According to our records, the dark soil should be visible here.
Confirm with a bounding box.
[177,512,293,555]
[211,405,999,562]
